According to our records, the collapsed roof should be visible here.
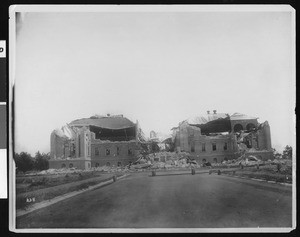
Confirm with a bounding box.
[196,116,232,134]
[186,112,257,126]
[68,115,141,142]
[229,112,258,121]
[53,124,76,139]
[180,112,259,135]
[52,115,140,142]
[69,115,136,130]
[185,113,229,125]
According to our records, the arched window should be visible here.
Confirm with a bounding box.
[233,124,243,132]
[202,159,207,163]
[61,163,66,168]
[213,158,218,163]
[117,162,122,167]
[95,163,99,167]
[69,163,73,168]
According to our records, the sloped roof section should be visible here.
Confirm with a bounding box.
[186,113,229,125]
[230,113,258,121]
[69,116,136,130]
[53,124,76,139]
[61,124,76,139]
[53,128,67,138]
[199,116,232,134]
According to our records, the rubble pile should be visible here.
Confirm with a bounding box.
[29,153,292,175]
[31,168,84,176]
[144,151,200,169]
[210,154,261,168]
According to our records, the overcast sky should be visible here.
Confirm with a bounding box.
[14,7,295,155]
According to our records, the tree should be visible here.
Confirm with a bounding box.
[33,151,50,171]
[272,148,282,159]
[14,152,34,173]
[282,145,292,159]
[274,152,282,159]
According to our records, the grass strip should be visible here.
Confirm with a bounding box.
[16,173,122,210]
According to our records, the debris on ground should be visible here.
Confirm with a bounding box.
[21,153,292,176]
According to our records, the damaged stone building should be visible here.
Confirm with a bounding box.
[172,111,273,164]
[49,114,146,169]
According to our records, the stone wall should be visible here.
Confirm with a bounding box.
[190,153,239,164]
[90,140,139,167]
[255,121,272,151]
[49,158,91,169]
[230,119,258,132]
[50,132,73,159]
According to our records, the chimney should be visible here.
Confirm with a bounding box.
[213,110,217,114]
[207,110,210,114]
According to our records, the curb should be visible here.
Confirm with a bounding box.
[220,173,292,186]
[16,174,129,218]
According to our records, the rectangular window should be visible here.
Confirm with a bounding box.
[202,143,206,152]
[87,143,90,156]
[106,149,110,156]
[212,143,217,151]
[128,148,132,155]
[95,147,99,156]
[78,136,81,156]
[191,142,195,153]
[224,142,228,151]
[71,144,75,156]
[117,147,120,155]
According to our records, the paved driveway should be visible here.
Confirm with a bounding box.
[16,172,292,229]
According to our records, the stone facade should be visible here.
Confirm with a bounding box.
[173,112,273,163]
[90,133,139,167]
[49,115,145,169]
[49,158,91,170]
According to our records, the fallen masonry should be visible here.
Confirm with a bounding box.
[49,114,147,169]
[48,111,274,170]
[170,111,273,164]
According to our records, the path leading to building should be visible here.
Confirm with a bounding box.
[16,172,292,229]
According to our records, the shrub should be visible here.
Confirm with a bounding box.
[14,152,34,173]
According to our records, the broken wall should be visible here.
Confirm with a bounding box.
[50,131,73,159]
[230,119,258,133]
[74,128,92,159]
[257,121,272,150]
[236,121,272,152]
[176,122,201,152]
